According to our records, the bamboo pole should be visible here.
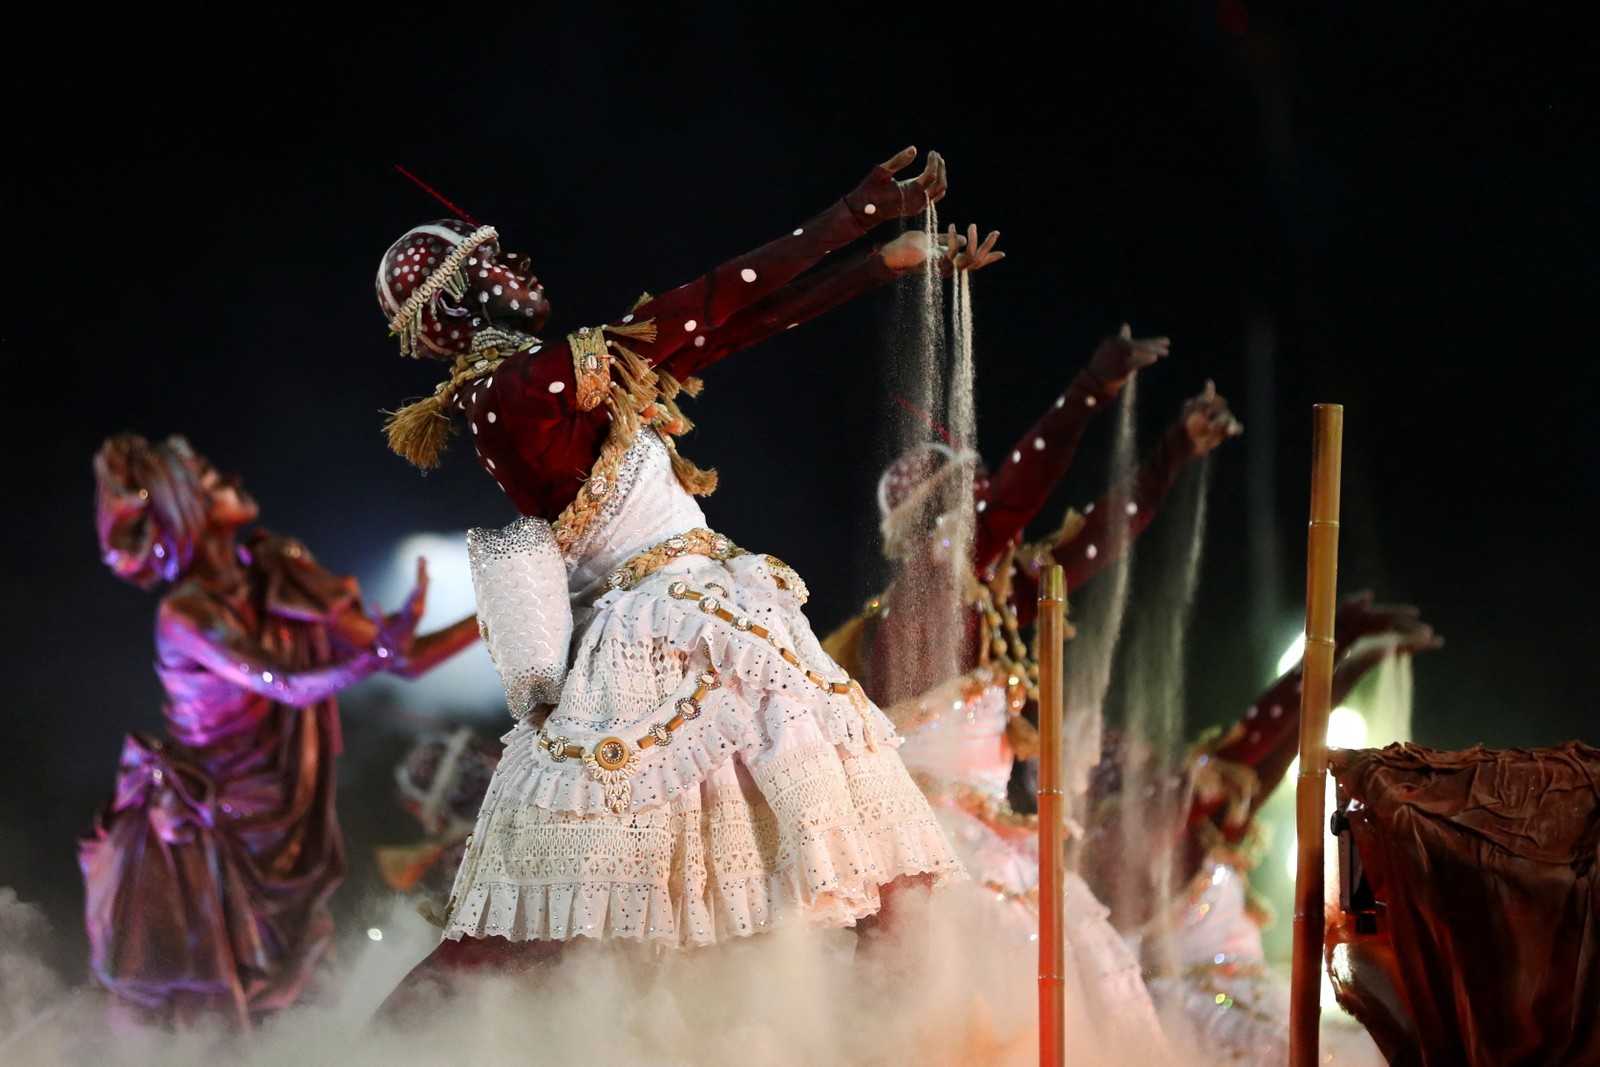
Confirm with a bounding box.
[1036,564,1066,1067]
[1289,403,1344,1067]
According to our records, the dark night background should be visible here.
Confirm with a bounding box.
[5,2,1597,981]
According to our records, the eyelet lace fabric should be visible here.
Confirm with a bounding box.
[444,432,963,946]
[444,724,962,947]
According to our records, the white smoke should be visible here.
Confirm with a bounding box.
[0,876,1224,1067]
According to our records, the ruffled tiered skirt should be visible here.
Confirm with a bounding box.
[442,552,963,948]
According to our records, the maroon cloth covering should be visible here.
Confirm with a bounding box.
[79,532,354,1028]
[1328,741,1600,1066]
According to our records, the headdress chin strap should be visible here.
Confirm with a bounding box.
[387,224,499,357]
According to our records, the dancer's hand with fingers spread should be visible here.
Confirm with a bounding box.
[1180,380,1244,456]
[852,146,949,221]
[1091,324,1170,386]
[376,557,429,668]
[944,223,1004,273]
[880,223,1004,275]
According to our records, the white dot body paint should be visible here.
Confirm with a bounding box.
[740,268,757,282]
[1085,395,1097,407]
[548,380,565,393]
[1086,544,1099,559]
[1011,450,1021,463]
[1032,437,1046,451]
[683,319,697,331]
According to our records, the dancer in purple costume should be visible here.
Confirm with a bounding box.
[81,432,480,1029]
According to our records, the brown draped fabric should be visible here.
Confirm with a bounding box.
[1327,741,1600,1066]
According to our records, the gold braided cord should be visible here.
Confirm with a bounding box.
[552,324,716,549]
[382,347,511,469]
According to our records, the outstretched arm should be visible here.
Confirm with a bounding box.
[1186,594,1443,837]
[158,593,386,708]
[666,223,1004,380]
[971,327,1168,574]
[619,147,948,370]
[1056,380,1240,593]
[1007,381,1241,626]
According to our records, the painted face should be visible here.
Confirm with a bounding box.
[375,219,550,359]
[199,463,259,527]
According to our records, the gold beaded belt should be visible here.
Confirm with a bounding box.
[541,535,872,813]
[603,528,744,592]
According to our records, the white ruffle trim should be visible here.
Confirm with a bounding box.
[443,736,964,948]
[494,554,900,818]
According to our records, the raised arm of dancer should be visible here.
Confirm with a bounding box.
[618,147,947,371]
[1007,381,1241,626]
[971,326,1168,573]
[1186,594,1442,838]
[668,223,1004,379]
[1055,380,1240,593]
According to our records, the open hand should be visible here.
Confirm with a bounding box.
[881,223,1004,275]
[1180,380,1244,456]
[944,223,1004,273]
[1335,591,1444,655]
[1090,324,1170,386]
[852,146,948,222]
[376,557,429,667]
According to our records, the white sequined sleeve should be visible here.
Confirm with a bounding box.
[467,516,573,719]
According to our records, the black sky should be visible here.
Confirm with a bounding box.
[6,2,1598,969]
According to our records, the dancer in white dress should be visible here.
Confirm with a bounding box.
[370,148,1002,999]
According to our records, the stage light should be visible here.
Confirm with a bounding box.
[367,927,383,941]
[1277,633,1305,676]
[1326,707,1368,750]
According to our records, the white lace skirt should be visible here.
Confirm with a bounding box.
[442,553,964,948]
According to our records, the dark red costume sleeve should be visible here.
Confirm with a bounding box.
[1054,422,1197,594]
[662,248,899,380]
[1008,421,1200,629]
[1186,642,1375,838]
[472,170,915,520]
[971,368,1119,573]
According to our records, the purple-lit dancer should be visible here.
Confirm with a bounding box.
[80,433,480,1029]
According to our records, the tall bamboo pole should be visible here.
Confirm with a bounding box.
[1289,403,1344,1066]
[1036,564,1066,1067]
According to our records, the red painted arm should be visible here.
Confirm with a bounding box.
[1188,594,1442,837]
[971,366,1120,574]
[617,152,940,371]
[663,246,900,379]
